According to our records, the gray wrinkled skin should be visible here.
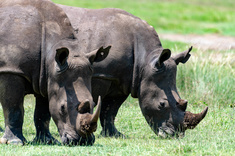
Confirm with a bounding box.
[59,5,207,138]
[0,0,109,146]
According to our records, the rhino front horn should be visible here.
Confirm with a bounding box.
[183,107,208,130]
[90,96,102,123]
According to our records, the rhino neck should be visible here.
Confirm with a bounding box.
[131,36,147,98]
[38,20,47,97]
[131,35,162,98]
[37,0,76,97]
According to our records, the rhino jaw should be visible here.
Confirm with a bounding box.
[183,107,208,130]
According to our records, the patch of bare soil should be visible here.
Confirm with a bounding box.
[160,34,235,51]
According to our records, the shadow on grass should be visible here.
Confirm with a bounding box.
[27,140,62,146]
[0,126,3,132]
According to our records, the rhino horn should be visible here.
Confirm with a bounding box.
[90,96,101,123]
[183,107,208,129]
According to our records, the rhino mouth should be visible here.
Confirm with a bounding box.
[61,132,95,146]
[157,107,208,139]
[60,96,102,146]
[158,127,174,138]
[157,125,185,139]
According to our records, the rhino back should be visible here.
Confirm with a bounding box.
[0,4,42,93]
[61,5,162,95]
[0,0,76,95]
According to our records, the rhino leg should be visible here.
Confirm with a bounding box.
[99,95,128,138]
[33,96,59,144]
[0,74,27,145]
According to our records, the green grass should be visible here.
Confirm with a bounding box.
[0,43,234,155]
[53,0,235,36]
[1,0,235,155]
[0,93,234,155]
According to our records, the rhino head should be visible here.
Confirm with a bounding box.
[47,40,111,145]
[138,46,208,138]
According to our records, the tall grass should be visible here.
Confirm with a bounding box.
[168,44,235,107]
[162,41,234,105]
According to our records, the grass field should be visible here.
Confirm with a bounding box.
[53,0,235,36]
[0,0,234,155]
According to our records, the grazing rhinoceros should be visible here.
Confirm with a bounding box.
[59,5,208,138]
[0,0,110,146]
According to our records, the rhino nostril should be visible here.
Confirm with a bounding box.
[177,99,188,111]
[160,102,165,108]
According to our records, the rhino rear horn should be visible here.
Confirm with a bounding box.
[183,107,208,129]
[177,99,188,111]
[90,96,102,123]
[78,99,91,114]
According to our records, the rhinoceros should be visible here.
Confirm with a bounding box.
[59,5,208,138]
[0,0,110,146]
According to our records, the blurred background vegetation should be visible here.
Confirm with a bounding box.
[53,0,235,36]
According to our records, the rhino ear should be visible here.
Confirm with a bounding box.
[151,49,171,68]
[55,47,69,67]
[173,46,192,65]
[86,46,111,64]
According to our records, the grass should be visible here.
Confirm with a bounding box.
[53,0,235,36]
[0,93,234,155]
[163,40,235,107]
[1,0,235,155]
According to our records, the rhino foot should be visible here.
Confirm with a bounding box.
[0,137,25,146]
[32,135,60,145]
[0,126,27,145]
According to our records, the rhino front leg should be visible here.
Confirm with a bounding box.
[33,96,59,144]
[100,95,128,138]
[0,74,27,145]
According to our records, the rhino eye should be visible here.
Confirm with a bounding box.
[152,63,165,73]
[156,63,165,71]
[156,62,164,69]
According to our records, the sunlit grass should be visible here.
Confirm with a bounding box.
[53,0,235,36]
[0,95,234,155]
